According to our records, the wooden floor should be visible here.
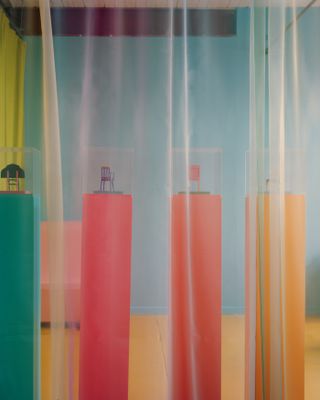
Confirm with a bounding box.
[41,316,320,399]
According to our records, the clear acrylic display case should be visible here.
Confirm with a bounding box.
[245,149,305,194]
[82,147,133,195]
[172,148,222,195]
[0,147,40,195]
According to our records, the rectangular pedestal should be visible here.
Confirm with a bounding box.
[0,194,40,400]
[171,194,222,400]
[79,194,132,400]
[245,194,305,400]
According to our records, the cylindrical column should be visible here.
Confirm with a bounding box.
[79,193,132,400]
[170,193,222,400]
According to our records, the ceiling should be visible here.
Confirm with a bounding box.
[6,0,320,8]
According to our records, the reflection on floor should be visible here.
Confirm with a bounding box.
[41,316,320,400]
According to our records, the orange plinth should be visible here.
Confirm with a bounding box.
[171,194,222,400]
[245,194,305,400]
[79,194,132,400]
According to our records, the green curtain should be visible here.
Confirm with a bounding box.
[0,9,26,149]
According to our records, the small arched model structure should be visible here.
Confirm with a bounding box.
[1,164,25,192]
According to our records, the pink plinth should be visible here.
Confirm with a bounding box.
[171,194,222,400]
[79,194,132,400]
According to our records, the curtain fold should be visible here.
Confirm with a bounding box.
[247,2,306,400]
[39,1,66,400]
[18,1,315,399]
[0,8,26,188]
[0,9,26,149]
[36,3,230,399]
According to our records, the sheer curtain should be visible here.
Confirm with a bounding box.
[19,0,320,399]
[247,2,308,400]
[35,2,243,399]
[0,9,26,150]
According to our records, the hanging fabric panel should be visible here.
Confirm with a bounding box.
[246,2,306,400]
[0,9,26,178]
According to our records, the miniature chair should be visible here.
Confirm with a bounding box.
[189,164,200,192]
[101,166,115,192]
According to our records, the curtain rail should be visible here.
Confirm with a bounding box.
[265,0,316,55]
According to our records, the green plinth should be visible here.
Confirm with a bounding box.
[0,194,40,400]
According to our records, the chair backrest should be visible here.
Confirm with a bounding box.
[189,164,200,182]
[101,166,111,180]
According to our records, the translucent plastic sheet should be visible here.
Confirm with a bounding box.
[31,3,245,399]
[246,2,306,400]
[39,2,66,400]
[3,1,320,399]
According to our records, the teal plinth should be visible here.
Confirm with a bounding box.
[0,194,40,400]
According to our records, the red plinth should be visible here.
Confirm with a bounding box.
[79,194,132,400]
[171,194,222,400]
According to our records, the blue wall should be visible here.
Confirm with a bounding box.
[25,9,320,315]
[23,9,251,314]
